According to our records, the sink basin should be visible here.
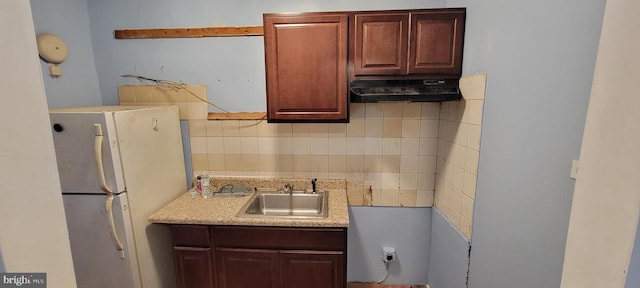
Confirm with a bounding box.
[237,190,328,218]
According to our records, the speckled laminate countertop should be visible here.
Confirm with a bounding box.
[148,177,349,227]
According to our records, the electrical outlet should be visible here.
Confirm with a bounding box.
[570,159,580,179]
[382,246,396,263]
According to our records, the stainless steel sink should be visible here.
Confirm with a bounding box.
[236,190,328,218]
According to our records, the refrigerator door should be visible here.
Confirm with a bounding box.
[63,193,142,288]
[113,106,186,288]
[50,111,125,194]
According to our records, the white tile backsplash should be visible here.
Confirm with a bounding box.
[275,137,293,154]
[401,156,420,173]
[327,138,347,155]
[221,120,240,137]
[365,103,385,119]
[257,137,276,155]
[365,119,384,137]
[402,119,422,137]
[240,137,259,154]
[206,137,225,154]
[129,80,483,211]
[382,138,402,155]
[401,138,420,156]
[434,73,486,239]
[292,137,311,155]
[346,138,366,155]
[190,137,207,154]
[364,138,384,155]
[310,138,330,155]
[403,103,422,119]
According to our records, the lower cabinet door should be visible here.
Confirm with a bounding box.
[216,248,280,288]
[174,247,214,288]
[279,250,345,288]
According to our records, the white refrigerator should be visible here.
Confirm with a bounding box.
[49,106,187,288]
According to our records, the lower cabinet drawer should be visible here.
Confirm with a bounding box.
[212,226,346,250]
[171,225,210,247]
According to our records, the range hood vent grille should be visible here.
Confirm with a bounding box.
[349,79,461,103]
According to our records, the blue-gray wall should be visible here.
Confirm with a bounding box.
[30,0,102,108]
[85,0,444,111]
[444,0,606,287]
[347,207,432,285]
[428,208,469,288]
[626,216,640,288]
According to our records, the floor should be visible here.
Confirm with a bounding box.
[348,283,428,288]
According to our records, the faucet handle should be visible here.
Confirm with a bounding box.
[283,182,292,193]
[311,178,317,193]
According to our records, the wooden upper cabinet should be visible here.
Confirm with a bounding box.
[353,13,409,76]
[409,10,465,75]
[263,13,349,122]
[352,8,466,78]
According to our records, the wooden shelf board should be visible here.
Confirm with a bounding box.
[115,26,264,39]
[207,112,267,120]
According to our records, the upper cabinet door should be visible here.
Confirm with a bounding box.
[408,10,466,75]
[264,13,349,122]
[353,13,409,76]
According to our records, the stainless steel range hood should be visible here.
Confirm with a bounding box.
[350,79,461,103]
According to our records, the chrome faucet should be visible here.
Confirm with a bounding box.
[283,183,292,195]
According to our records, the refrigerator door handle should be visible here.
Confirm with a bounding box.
[95,124,125,258]
[93,124,113,194]
[106,194,126,259]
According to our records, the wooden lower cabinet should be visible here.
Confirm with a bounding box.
[170,225,347,288]
[174,247,214,288]
[216,248,279,288]
[279,250,344,288]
